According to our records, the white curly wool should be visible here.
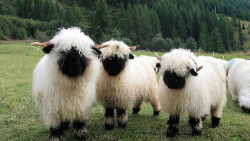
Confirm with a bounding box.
[97,40,160,111]
[158,49,226,118]
[32,27,100,128]
[227,59,250,109]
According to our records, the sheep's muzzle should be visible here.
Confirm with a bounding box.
[163,71,185,89]
[102,55,126,76]
[58,47,90,78]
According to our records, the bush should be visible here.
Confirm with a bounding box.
[35,30,49,42]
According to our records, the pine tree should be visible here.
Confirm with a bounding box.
[185,36,197,50]
[238,21,245,50]
[89,0,111,42]
[33,0,43,20]
[210,28,225,53]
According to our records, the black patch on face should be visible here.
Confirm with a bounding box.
[190,69,198,76]
[166,115,180,138]
[211,116,221,128]
[163,71,185,89]
[241,106,250,113]
[91,46,102,58]
[43,44,54,54]
[189,117,202,136]
[58,47,90,78]
[129,53,134,59]
[102,55,126,76]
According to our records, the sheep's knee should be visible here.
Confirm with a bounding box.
[50,122,67,141]
[189,117,202,136]
[104,107,115,130]
[166,115,180,138]
[117,109,128,129]
[73,120,89,140]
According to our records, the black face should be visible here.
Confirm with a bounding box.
[102,55,127,76]
[58,47,90,78]
[163,71,185,89]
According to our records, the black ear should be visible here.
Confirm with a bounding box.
[42,44,54,54]
[129,53,134,59]
[91,47,102,58]
[190,69,198,76]
[156,63,161,69]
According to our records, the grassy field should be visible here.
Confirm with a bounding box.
[0,41,249,141]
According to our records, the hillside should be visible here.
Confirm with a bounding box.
[0,0,249,52]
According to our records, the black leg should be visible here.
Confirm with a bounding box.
[201,115,207,121]
[117,109,127,128]
[189,117,202,136]
[61,121,70,130]
[211,117,221,128]
[166,115,180,138]
[105,107,115,130]
[153,110,160,116]
[50,123,65,141]
[73,120,89,140]
[132,108,141,114]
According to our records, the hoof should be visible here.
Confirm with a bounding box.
[192,130,202,136]
[153,110,160,116]
[211,117,221,128]
[132,108,141,114]
[105,123,114,130]
[166,128,179,138]
[118,121,127,129]
[75,129,89,141]
[50,136,64,141]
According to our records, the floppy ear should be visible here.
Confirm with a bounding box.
[91,47,102,58]
[42,44,54,54]
[129,53,134,59]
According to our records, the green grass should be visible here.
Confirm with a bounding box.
[0,41,249,141]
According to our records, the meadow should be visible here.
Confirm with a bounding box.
[0,41,249,141]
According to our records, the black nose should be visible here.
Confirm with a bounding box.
[163,71,185,89]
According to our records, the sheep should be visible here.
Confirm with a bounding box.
[96,40,161,130]
[32,27,101,140]
[155,49,226,137]
[227,58,250,113]
[138,55,161,72]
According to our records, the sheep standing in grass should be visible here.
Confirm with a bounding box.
[227,58,250,113]
[156,49,226,137]
[32,27,101,140]
[96,40,161,130]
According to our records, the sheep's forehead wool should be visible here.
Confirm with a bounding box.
[50,27,94,56]
[160,49,197,77]
[100,40,131,59]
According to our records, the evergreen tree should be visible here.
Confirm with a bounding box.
[210,28,225,53]
[32,0,43,20]
[89,0,111,42]
[22,0,33,18]
[185,36,197,50]
[173,37,183,48]
[238,21,245,50]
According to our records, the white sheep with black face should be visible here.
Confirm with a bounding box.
[32,27,101,141]
[96,40,161,130]
[156,48,226,137]
[227,58,250,113]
